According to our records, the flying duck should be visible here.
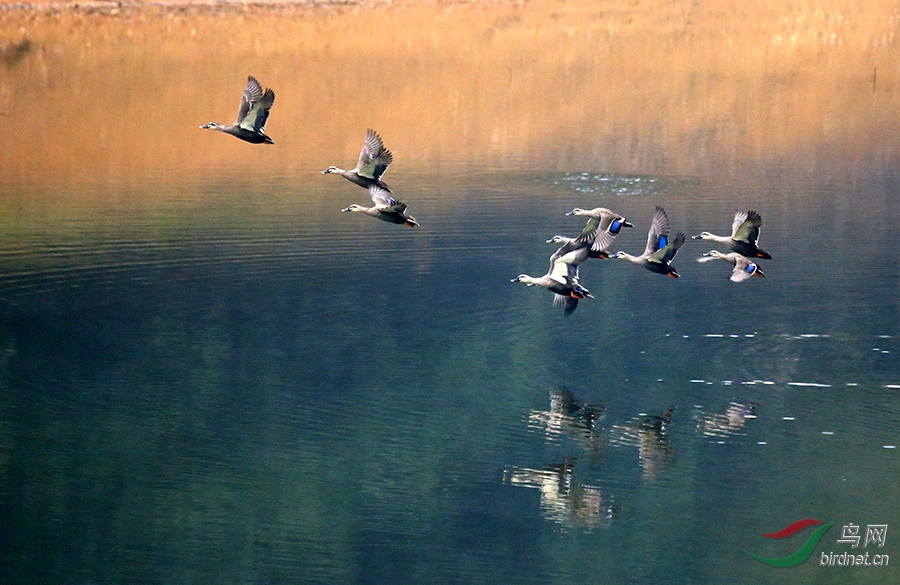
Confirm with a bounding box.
[692,210,772,259]
[611,206,685,278]
[200,76,275,144]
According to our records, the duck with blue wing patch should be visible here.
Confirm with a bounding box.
[611,206,685,278]
[697,250,765,282]
[564,207,634,256]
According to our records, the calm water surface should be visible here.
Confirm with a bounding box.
[2,4,900,584]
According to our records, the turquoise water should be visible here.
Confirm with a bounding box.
[1,159,898,583]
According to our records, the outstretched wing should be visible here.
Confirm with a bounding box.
[549,251,580,284]
[552,294,580,316]
[730,255,758,282]
[649,232,686,264]
[731,210,763,245]
[592,213,630,253]
[240,88,275,132]
[644,206,672,257]
[235,76,264,125]
[368,184,399,209]
[549,217,599,264]
[355,129,394,180]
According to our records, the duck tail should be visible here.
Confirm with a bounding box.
[404,218,420,228]
[667,269,680,279]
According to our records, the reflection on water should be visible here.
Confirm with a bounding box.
[694,401,759,442]
[2,0,900,583]
[609,409,677,481]
[503,457,615,530]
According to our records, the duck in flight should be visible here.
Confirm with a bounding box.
[512,251,593,316]
[692,210,772,259]
[697,251,765,282]
[200,76,275,144]
[546,217,610,267]
[322,129,394,192]
[342,184,419,227]
[564,207,634,256]
[610,206,685,278]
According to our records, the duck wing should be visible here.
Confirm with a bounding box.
[368,184,399,209]
[550,217,599,264]
[643,206,672,257]
[553,294,580,316]
[591,213,629,253]
[241,88,274,132]
[355,129,394,180]
[731,210,763,245]
[649,232,686,264]
[730,255,758,282]
[235,76,264,126]
[575,216,601,246]
[549,251,581,283]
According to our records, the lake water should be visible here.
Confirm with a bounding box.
[1,1,899,584]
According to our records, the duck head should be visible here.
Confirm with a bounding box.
[511,275,535,285]
[322,166,340,175]
[341,204,365,213]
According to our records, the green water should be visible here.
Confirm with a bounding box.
[1,161,898,584]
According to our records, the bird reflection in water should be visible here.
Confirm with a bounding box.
[610,408,676,480]
[503,457,614,529]
[695,401,758,440]
[528,388,606,458]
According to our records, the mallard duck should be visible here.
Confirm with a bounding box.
[692,210,772,259]
[200,76,275,144]
[565,207,634,255]
[610,206,685,278]
[697,250,765,282]
[322,129,393,191]
[342,184,418,227]
[546,217,610,267]
[512,251,593,316]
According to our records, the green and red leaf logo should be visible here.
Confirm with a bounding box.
[746,518,835,567]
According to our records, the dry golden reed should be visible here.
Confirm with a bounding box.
[0,0,897,186]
